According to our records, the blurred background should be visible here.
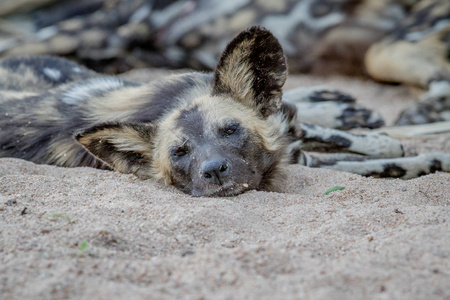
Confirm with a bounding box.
[0,0,440,76]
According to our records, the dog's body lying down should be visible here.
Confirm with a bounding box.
[1,27,449,197]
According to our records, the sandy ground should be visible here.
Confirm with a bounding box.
[1,72,450,300]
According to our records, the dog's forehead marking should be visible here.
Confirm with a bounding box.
[176,105,205,137]
[175,104,244,141]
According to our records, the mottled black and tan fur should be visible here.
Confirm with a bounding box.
[0,27,295,197]
[1,27,449,197]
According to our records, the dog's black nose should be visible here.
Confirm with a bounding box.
[201,158,229,185]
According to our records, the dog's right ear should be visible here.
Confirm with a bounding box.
[212,26,287,118]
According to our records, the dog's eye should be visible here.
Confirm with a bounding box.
[172,146,188,157]
[226,128,235,135]
[223,124,239,136]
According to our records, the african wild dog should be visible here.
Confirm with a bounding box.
[0,27,293,197]
[0,27,449,197]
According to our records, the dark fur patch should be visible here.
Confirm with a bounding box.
[280,102,298,125]
[309,90,356,103]
[300,124,352,150]
[337,106,384,130]
[326,135,352,148]
[370,164,407,178]
[429,159,442,173]
[289,148,302,164]
[134,73,212,123]
[307,153,368,168]
[281,102,302,141]
[212,26,287,118]
[417,171,427,177]
[176,105,204,137]
[248,28,287,117]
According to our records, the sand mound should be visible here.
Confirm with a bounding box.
[1,73,449,299]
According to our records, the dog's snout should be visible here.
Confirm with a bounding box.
[201,158,229,185]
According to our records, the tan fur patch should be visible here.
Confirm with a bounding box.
[215,43,256,107]
[152,110,184,184]
[85,85,153,124]
[0,90,37,99]
[48,140,83,167]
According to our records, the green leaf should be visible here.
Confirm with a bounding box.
[46,213,71,222]
[78,240,92,255]
[79,241,89,251]
[323,186,345,195]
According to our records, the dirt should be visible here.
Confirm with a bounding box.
[1,72,449,300]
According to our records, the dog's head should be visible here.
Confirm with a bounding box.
[76,26,292,197]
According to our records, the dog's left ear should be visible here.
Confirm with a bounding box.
[75,122,157,178]
[212,26,287,118]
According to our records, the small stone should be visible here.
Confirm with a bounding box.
[394,208,404,214]
[181,250,194,257]
[6,199,17,206]
[401,187,407,192]
[21,207,28,215]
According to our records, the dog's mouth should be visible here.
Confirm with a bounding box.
[190,182,251,197]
